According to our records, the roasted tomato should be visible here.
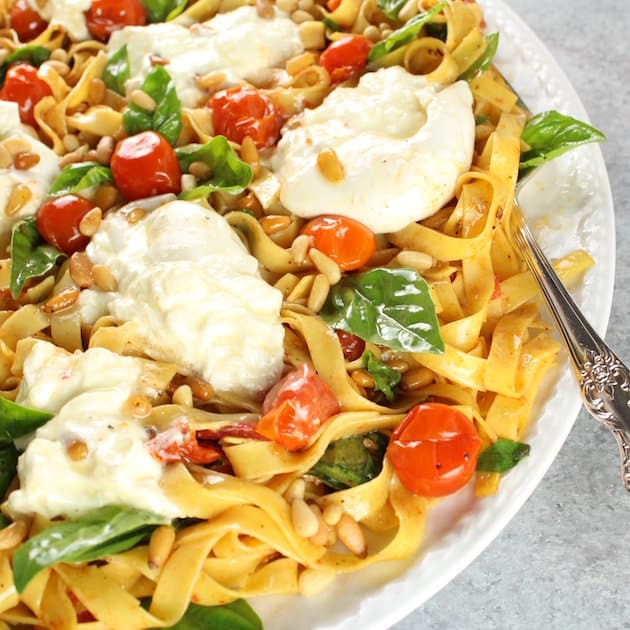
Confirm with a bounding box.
[85,0,147,42]
[146,421,223,465]
[9,0,49,41]
[318,35,373,84]
[0,63,52,126]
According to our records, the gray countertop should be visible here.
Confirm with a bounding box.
[397,1,630,628]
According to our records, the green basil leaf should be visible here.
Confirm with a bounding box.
[309,432,388,490]
[361,351,401,401]
[476,439,530,473]
[102,45,130,95]
[0,45,50,86]
[10,217,66,299]
[0,397,53,443]
[0,444,18,500]
[367,1,446,62]
[48,162,113,197]
[519,110,606,173]
[458,32,499,80]
[376,0,407,21]
[175,136,252,199]
[320,267,444,353]
[123,66,182,146]
[475,114,489,125]
[12,505,169,593]
[322,17,341,32]
[142,0,188,22]
[165,600,262,630]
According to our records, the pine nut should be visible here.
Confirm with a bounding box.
[286,52,316,76]
[308,504,329,546]
[172,384,193,406]
[298,0,313,9]
[240,136,259,165]
[322,503,343,526]
[95,135,115,165]
[88,78,106,106]
[59,144,89,167]
[43,59,69,76]
[291,498,319,538]
[284,478,306,503]
[307,273,330,313]
[93,183,118,210]
[316,148,345,183]
[13,152,40,170]
[291,9,312,22]
[290,234,311,264]
[336,513,367,558]
[381,28,393,38]
[256,0,274,18]
[50,48,68,63]
[194,71,227,91]
[92,264,118,292]
[43,287,80,313]
[236,193,263,218]
[67,439,89,461]
[385,359,410,373]
[149,54,169,66]
[123,394,152,418]
[130,89,157,112]
[276,0,297,11]
[69,252,94,288]
[180,173,196,192]
[398,0,419,22]
[79,207,102,237]
[188,161,211,180]
[0,144,11,168]
[298,20,325,50]
[309,248,341,285]
[126,207,146,224]
[62,133,81,152]
[2,137,31,157]
[5,183,32,216]
[148,525,176,569]
[351,369,375,389]
[0,520,28,550]
[260,214,291,235]
[396,250,434,272]
[184,375,214,401]
[363,25,381,42]
[401,366,434,391]
[298,568,336,597]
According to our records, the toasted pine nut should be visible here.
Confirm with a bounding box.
[88,77,106,106]
[13,152,40,170]
[62,133,81,152]
[95,135,115,165]
[43,287,80,313]
[351,369,375,389]
[291,9,312,22]
[43,59,69,76]
[284,478,306,503]
[308,503,329,546]
[396,250,434,272]
[298,20,325,49]
[130,89,157,112]
[298,568,336,597]
[180,173,196,192]
[322,503,343,526]
[67,439,89,461]
[291,498,319,538]
[363,25,381,42]
[126,207,146,224]
[79,207,102,237]
[148,525,176,569]
[2,136,31,157]
[401,366,434,391]
[0,144,11,168]
[297,0,314,9]
[194,71,227,91]
[0,520,28,550]
[285,52,316,76]
[59,144,89,167]
[336,513,367,558]
[240,136,259,165]
[92,264,118,292]
[124,394,152,418]
[307,273,330,313]
[69,252,94,288]
[381,27,393,38]
[290,234,311,264]
[398,0,419,22]
[309,248,341,285]
[188,161,211,180]
[50,48,68,63]
[5,183,32,216]
[172,384,193,407]
[184,375,214,401]
[385,359,410,373]
[94,183,119,210]
[255,0,274,18]
[276,0,297,11]
[316,148,345,183]
[149,54,169,66]
[236,193,263,218]
[260,214,291,235]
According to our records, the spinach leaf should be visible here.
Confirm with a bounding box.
[102,45,130,95]
[458,32,499,80]
[123,65,182,146]
[0,45,50,86]
[361,351,401,401]
[0,444,18,499]
[367,1,446,63]
[175,136,252,199]
[376,0,407,21]
[142,0,188,23]
[48,162,113,197]
[519,110,606,174]
[320,267,444,353]
[309,432,388,490]
[10,217,65,299]
[165,600,262,630]
[13,505,169,593]
[0,397,53,443]
[476,439,530,473]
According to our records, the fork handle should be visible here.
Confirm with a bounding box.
[513,209,630,491]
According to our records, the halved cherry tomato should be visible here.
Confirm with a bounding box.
[257,364,339,451]
[208,85,283,149]
[335,330,365,362]
[300,215,376,271]
[318,35,373,84]
[146,421,222,465]
[110,130,181,201]
[9,0,49,41]
[387,402,481,497]
[85,0,147,42]
[326,0,341,10]
[0,63,52,127]
[36,194,96,255]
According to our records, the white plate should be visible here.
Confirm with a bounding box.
[252,1,616,627]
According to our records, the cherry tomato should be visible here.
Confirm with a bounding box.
[208,85,283,149]
[335,330,365,362]
[300,215,376,271]
[326,0,341,10]
[85,0,147,42]
[146,421,222,465]
[110,131,181,201]
[318,35,373,84]
[257,364,340,451]
[36,194,96,255]
[0,63,52,127]
[387,402,481,497]
[9,0,49,41]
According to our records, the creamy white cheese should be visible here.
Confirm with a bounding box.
[107,5,303,107]
[271,66,476,234]
[79,200,284,397]
[7,341,183,519]
[0,102,59,246]
[26,0,91,41]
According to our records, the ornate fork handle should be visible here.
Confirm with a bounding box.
[512,207,630,491]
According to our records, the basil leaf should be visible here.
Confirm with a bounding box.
[458,32,499,80]
[0,45,50,86]
[320,267,444,353]
[376,0,407,21]
[475,114,489,125]
[123,66,182,146]
[0,397,53,443]
[49,162,113,197]
[361,351,401,401]
[519,110,606,173]
[102,45,130,95]
[12,505,169,593]
[175,136,252,199]
[367,1,446,63]
[309,432,388,490]
[142,0,188,22]
[10,217,65,299]
[322,17,341,32]
[476,439,530,473]
[165,600,262,630]
[0,444,18,499]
